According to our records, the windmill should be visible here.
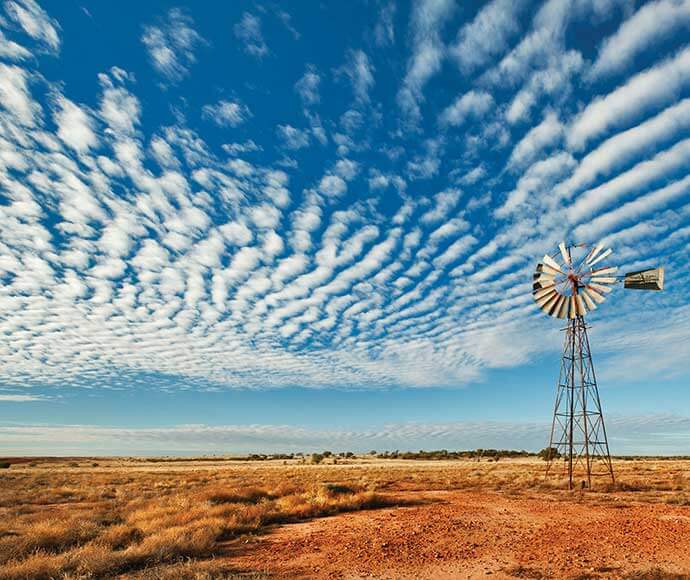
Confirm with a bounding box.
[533,242,665,489]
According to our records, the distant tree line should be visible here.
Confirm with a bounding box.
[237,449,564,462]
[373,449,535,461]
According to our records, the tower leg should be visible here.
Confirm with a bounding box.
[545,316,614,489]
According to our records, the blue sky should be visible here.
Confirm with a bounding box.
[1,0,690,455]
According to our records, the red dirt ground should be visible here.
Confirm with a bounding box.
[229,490,690,579]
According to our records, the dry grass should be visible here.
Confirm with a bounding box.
[0,456,688,578]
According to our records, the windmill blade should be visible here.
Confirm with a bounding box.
[575,295,587,317]
[586,243,605,264]
[590,276,617,284]
[588,248,613,268]
[591,266,618,276]
[536,263,563,277]
[534,286,557,300]
[533,281,555,293]
[580,289,597,311]
[559,241,571,266]
[624,267,664,291]
[568,296,577,319]
[588,282,613,294]
[557,296,569,318]
[532,274,556,289]
[536,291,558,309]
[543,254,564,273]
[541,293,561,314]
[545,295,565,316]
[583,286,606,304]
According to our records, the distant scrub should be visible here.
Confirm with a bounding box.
[537,447,561,461]
[375,449,534,461]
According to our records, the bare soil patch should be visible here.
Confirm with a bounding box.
[229,490,690,579]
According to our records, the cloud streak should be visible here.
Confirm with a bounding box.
[2,414,689,455]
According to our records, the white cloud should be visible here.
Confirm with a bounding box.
[440,90,494,126]
[319,174,347,197]
[421,189,462,224]
[567,138,690,224]
[505,50,583,124]
[295,65,320,107]
[568,46,690,150]
[277,124,310,150]
[574,173,690,241]
[374,1,396,47]
[482,0,570,86]
[0,63,39,126]
[456,166,486,185]
[591,0,690,79]
[0,29,31,60]
[397,0,455,126]
[222,140,261,156]
[450,0,526,74]
[141,8,204,83]
[202,99,251,128]
[497,152,576,217]
[98,69,141,136]
[343,49,375,104]
[4,0,60,53]
[508,111,563,169]
[558,98,690,198]
[53,97,98,154]
[433,234,478,268]
[234,12,268,59]
[334,159,358,181]
[276,9,300,40]
[0,393,49,402]
[406,138,443,180]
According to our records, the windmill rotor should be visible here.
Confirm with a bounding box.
[532,242,664,320]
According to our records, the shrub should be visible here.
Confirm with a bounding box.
[311,453,324,465]
[538,447,561,461]
[0,462,10,469]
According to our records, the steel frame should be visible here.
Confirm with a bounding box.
[545,315,615,489]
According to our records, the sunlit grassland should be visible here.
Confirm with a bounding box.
[0,457,688,579]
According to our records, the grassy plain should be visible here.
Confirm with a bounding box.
[0,456,689,579]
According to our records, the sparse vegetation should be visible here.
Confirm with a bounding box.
[0,456,687,578]
[0,459,401,579]
[375,448,533,460]
[538,447,561,461]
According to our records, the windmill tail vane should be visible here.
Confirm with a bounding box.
[533,242,665,490]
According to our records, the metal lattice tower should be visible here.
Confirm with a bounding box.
[545,315,614,489]
[532,242,665,490]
